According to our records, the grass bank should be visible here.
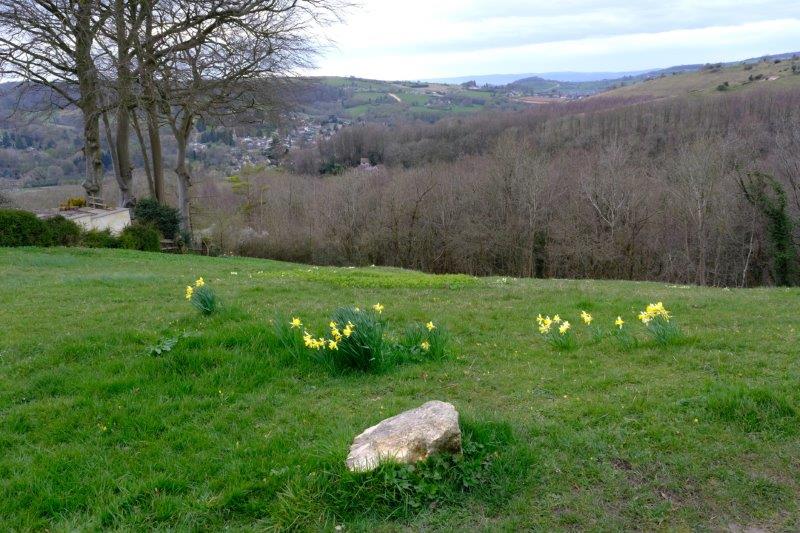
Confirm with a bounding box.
[1,248,798,530]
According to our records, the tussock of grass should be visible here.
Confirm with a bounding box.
[705,384,798,436]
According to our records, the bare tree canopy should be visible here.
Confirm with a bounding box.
[0,0,344,217]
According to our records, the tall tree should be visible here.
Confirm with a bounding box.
[149,0,338,231]
[0,0,109,198]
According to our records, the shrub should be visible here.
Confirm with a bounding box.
[59,197,86,210]
[44,215,82,246]
[0,208,51,246]
[81,229,120,248]
[0,191,13,208]
[119,223,161,252]
[133,198,180,239]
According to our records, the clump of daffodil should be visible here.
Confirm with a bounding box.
[611,315,637,350]
[580,310,606,343]
[537,314,575,350]
[278,304,450,372]
[185,276,217,315]
[638,301,682,345]
[638,302,671,325]
[399,317,449,361]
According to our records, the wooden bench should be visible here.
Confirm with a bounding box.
[160,239,179,253]
[86,195,107,209]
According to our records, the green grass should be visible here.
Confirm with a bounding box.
[1,247,799,530]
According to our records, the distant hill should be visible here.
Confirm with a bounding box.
[426,51,800,98]
[425,70,650,86]
[597,56,800,99]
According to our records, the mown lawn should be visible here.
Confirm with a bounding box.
[1,247,799,531]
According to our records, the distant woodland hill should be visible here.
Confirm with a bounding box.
[1,51,799,190]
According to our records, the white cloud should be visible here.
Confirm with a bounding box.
[311,1,800,79]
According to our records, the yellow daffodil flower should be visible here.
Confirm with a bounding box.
[421,340,431,351]
[615,316,625,329]
[185,285,194,300]
[195,277,205,287]
[559,321,571,335]
[372,303,384,314]
[553,314,562,324]
[343,326,353,337]
[328,339,339,350]
[638,302,671,324]
[426,321,436,331]
[290,317,302,329]
[580,311,593,325]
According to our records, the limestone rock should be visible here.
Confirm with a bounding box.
[346,400,461,472]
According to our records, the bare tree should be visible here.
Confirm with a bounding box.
[0,0,109,197]
[153,0,337,231]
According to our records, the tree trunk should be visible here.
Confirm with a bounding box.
[76,0,103,198]
[101,110,121,194]
[81,104,104,198]
[140,11,165,203]
[174,115,193,235]
[145,97,165,202]
[113,0,134,207]
[132,111,155,197]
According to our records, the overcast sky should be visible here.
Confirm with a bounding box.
[312,0,800,80]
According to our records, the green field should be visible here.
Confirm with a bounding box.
[2,248,799,530]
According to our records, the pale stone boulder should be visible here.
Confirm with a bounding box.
[346,401,462,472]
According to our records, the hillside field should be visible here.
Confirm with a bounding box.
[600,59,800,99]
[1,248,799,530]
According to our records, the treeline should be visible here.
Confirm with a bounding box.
[208,88,800,287]
[289,96,653,174]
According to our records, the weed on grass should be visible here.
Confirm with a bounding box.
[322,420,531,522]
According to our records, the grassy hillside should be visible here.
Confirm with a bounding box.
[598,59,800,99]
[307,76,518,121]
[1,248,799,530]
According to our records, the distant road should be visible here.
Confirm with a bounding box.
[388,93,402,103]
